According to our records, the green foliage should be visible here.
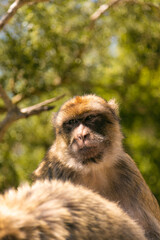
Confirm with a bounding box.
[0,0,160,203]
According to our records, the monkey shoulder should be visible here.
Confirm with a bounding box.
[33,146,78,182]
[114,153,160,228]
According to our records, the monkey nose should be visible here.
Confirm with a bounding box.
[77,133,89,141]
[76,134,90,148]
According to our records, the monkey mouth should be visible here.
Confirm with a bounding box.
[71,146,103,165]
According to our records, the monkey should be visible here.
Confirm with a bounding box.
[33,94,160,240]
[0,179,147,240]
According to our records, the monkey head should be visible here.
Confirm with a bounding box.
[53,95,123,168]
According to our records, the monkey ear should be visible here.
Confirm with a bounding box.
[108,99,119,116]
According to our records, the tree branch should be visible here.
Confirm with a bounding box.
[0,0,49,31]
[1,0,159,31]
[0,89,65,141]
[90,0,160,25]
[0,84,14,110]
[90,0,123,22]
[0,107,22,142]
[21,94,65,116]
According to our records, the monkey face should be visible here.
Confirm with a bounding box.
[63,113,109,164]
[54,95,122,165]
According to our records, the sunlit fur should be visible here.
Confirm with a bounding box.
[0,180,147,240]
[33,95,160,240]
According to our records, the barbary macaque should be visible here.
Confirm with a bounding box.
[33,95,160,240]
[0,180,147,240]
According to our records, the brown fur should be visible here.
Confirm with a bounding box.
[33,95,160,240]
[0,180,147,240]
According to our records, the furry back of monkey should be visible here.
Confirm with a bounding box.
[0,180,147,240]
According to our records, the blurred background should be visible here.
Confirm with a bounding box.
[0,0,160,203]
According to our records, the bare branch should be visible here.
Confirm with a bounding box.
[12,93,23,104]
[0,84,14,110]
[0,107,21,141]
[0,0,49,31]
[21,94,65,114]
[21,105,55,118]
[90,0,123,22]
[0,0,24,30]
[0,92,65,142]
[90,0,160,25]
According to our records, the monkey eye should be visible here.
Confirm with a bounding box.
[85,115,97,122]
[63,118,79,131]
[68,119,79,125]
